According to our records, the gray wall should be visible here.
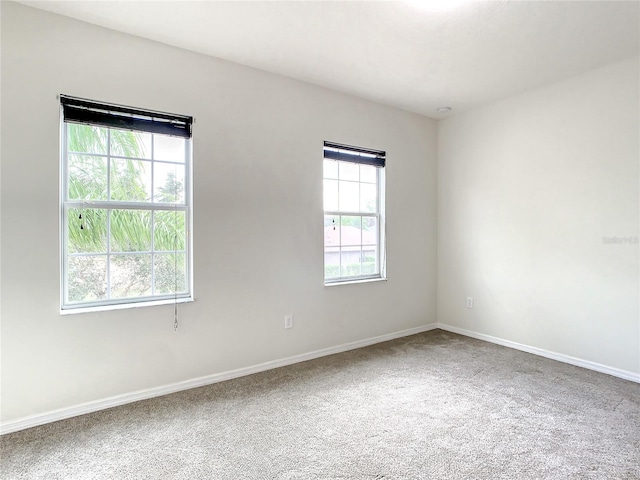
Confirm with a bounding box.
[0,2,438,422]
[438,57,639,374]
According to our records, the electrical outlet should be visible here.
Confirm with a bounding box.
[284,314,293,329]
[466,297,474,309]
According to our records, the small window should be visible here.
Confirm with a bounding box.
[323,141,386,284]
[60,95,193,311]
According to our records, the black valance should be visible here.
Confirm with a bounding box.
[61,95,192,138]
[323,141,385,168]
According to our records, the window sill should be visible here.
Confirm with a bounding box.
[324,277,387,287]
[60,296,194,315]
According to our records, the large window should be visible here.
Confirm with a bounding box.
[60,95,193,311]
[323,141,385,283]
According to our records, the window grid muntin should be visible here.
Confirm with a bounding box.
[61,120,192,310]
[324,157,383,283]
[68,250,187,257]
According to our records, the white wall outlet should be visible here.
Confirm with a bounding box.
[284,314,293,329]
[466,297,474,309]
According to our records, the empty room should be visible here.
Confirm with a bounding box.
[1,0,638,478]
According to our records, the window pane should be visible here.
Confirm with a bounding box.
[362,247,378,275]
[323,159,338,179]
[340,216,362,246]
[154,163,185,204]
[324,215,340,247]
[339,161,359,181]
[154,135,185,163]
[67,255,107,303]
[338,181,359,212]
[154,211,186,252]
[341,247,362,277]
[154,253,187,294]
[110,210,151,252]
[67,124,108,154]
[360,164,377,183]
[110,255,152,299]
[323,179,338,211]
[68,208,107,253]
[110,159,152,202]
[322,145,383,283]
[362,217,378,245]
[110,130,151,159]
[360,183,377,213]
[68,155,107,201]
[324,247,340,279]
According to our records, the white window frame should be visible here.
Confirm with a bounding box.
[323,141,386,285]
[60,96,193,312]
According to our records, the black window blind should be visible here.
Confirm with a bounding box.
[61,95,192,139]
[323,141,385,168]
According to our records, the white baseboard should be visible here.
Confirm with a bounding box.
[0,323,438,435]
[4,322,635,435]
[437,323,640,383]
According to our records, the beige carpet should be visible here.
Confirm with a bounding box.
[1,330,639,479]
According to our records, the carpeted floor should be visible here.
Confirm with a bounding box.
[1,329,639,479]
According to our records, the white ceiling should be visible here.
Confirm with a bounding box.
[21,0,640,118]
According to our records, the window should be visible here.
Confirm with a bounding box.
[323,141,385,283]
[60,95,193,311]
